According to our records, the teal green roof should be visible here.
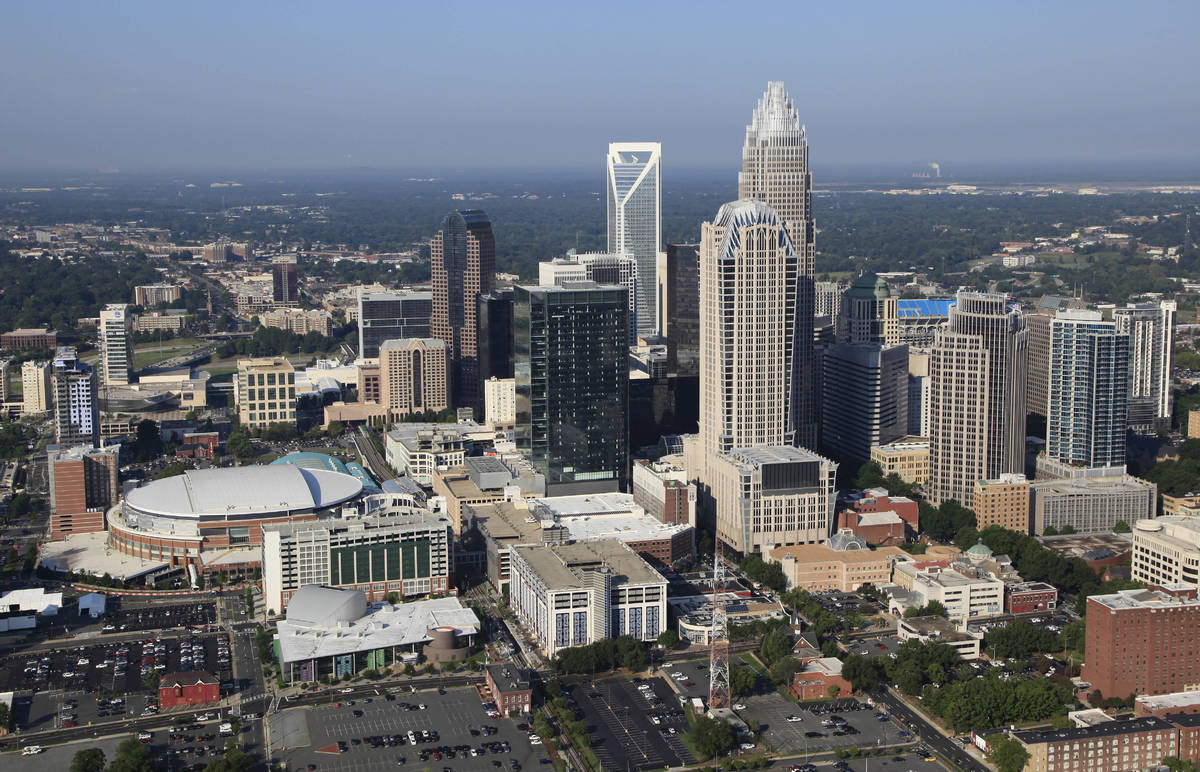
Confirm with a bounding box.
[844,273,890,300]
[966,540,994,558]
[270,451,379,493]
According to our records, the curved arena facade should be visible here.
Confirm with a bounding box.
[107,465,363,566]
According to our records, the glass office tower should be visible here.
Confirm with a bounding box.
[514,283,629,495]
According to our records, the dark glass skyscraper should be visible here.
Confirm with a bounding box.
[478,287,515,381]
[272,256,298,305]
[431,210,495,416]
[664,243,699,377]
[357,289,432,359]
[514,283,629,495]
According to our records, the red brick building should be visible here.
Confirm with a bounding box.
[835,509,907,545]
[1005,581,1058,614]
[1082,585,1200,699]
[1136,691,1200,718]
[845,488,918,530]
[48,445,119,539]
[176,432,219,460]
[1,328,57,350]
[485,664,531,715]
[159,671,220,708]
[789,655,853,701]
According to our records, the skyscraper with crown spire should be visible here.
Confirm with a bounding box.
[737,82,818,448]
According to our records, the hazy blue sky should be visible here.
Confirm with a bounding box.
[2,0,1197,172]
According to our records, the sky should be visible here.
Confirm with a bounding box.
[1,0,1198,173]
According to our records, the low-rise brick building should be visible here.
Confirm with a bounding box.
[485,663,531,715]
[159,671,220,708]
[1013,716,1180,772]
[1005,581,1058,614]
[789,655,853,700]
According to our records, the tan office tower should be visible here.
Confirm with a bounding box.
[738,81,817,448]
[235,358,296,430]
[837,273,898,344]
[430,210,494,416]
[99,304,133,386]
[21,360,51,414]
[928,292,1028,507]
[378,338,449,418]
[699,200,800,455]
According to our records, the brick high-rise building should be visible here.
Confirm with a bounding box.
[48,444,119,538]
[431,210,495,416]
[1082,585,1200,699]
[272,256,299,306]
[972,474,1032,533]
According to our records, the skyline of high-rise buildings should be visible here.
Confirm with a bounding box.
[606,142,662,338]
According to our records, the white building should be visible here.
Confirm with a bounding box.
[1114,300,1176,432]
[1031,475,1157,535]
[508,539,667,658]
[262,507,454,614]
[892,550,1006,623]
[21,360,51,414]
[484,377,516,427]
[99,304,133,386]
[606,142,661,336]
[708,446,837,556]
[1132,517,1200,590]
[384,422,490,485]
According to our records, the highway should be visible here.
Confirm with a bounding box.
[872,688,985,772]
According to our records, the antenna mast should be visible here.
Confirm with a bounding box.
[708,543,730,710]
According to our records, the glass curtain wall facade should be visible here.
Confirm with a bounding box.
[607,143,662,337]
[514,284,629,495]
[1047,310,1128,468]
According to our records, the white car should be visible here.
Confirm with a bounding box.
[786,715,802,723]
[339,687,354,693]
[733,703,746,710]
[530,738,543,746]
[671,672,684,679]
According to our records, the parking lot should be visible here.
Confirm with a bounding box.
[569,676,695,771]
[2,631,233,730]
[660,658,711,700]
[844,635,903,659]
[275,685,550,772]
[103,599,218,630]
[746,695,917,756]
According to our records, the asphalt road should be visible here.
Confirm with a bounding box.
[871,689,984,772]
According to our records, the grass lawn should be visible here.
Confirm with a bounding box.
[133,345,204,369]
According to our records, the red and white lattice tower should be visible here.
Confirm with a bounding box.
[708,545,730,710]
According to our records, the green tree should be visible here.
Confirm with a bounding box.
[143,670,161,690]
[984,619,1062,659]
[841,654,885,692]
[730,664,756,697]
[0,700,9,730]
[656,630,680,648]
[687,716,734,760]
[903,600,947,619]
[71,748,106,772]
[987,734,1031,772]
[759,629,791,665]
[204,747,254,772]
[1113,520,1131,533]
[107,737,155,772]
[1059,620,1085,653]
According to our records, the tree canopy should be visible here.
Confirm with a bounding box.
[687,716,734,760]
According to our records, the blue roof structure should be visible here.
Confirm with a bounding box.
[270,451,379,493]
[897,298,956,318]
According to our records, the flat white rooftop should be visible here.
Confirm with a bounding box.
[39,532,168,580]
[275,596,480,664]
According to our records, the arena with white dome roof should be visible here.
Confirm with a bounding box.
[107,465,365,572]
